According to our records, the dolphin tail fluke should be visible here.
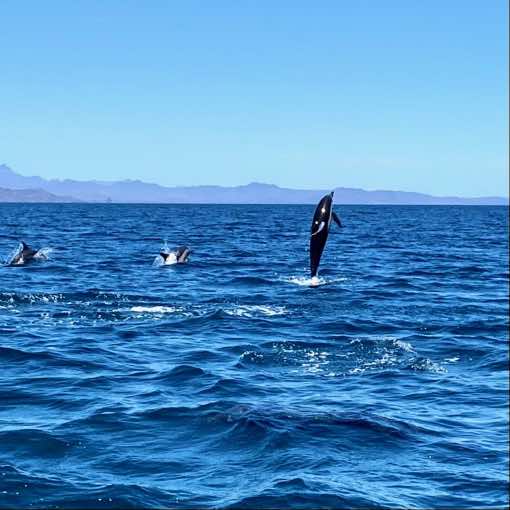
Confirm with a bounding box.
[160,252,169,261]
[332,212,342,228]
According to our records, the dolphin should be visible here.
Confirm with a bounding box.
[309,192,342,279]
[6,241,40,266]
[160,246,191,265]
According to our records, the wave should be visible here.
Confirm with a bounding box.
[228,275,277,286]
[130,399,421,440]
[153,364,207,384]
[223,305,287,318]
[0,429,74,458]
[238,337,447,376]
[8,480,188,509]
[226,492,383,509]
[0,204,507,509]
[0,290,156,306]
[0,345,103,371]
[129,305,182,314]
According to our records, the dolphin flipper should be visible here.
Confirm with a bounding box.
[332,212,342,228]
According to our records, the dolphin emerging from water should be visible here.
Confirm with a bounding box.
[160,246,191,265]
[5,241,41,266]
[310,192,342,279]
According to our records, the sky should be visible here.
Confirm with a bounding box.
[0,0,508,196]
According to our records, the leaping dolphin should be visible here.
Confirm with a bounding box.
[309,192,342,279]
[160,246,191,265]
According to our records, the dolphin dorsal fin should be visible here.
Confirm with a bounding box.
[332,212,342,228]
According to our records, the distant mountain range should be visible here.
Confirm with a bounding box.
[0,164,507,205]
[0,186,80,203]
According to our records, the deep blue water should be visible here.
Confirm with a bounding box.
[0,204,508,509]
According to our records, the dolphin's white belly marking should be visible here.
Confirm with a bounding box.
[312,221,326,236]
[163,253,178,265]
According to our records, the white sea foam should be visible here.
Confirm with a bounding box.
[394,339,414,352]
[349,337,414,353]
[130,306,181,314]
[345,336,447,375]
[225,305,287,317]
[286,276,327,287]
[284,275,347,287]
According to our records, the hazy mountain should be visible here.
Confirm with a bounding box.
[0,164,507,205]
[0,186,80,203]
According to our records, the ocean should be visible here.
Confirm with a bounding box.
[0,203,508,509]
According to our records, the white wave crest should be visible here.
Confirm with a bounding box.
[130,306,181,314]
[225,305,287,317]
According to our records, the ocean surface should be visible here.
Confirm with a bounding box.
[0,204,508,509]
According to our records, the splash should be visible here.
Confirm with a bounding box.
[154,240,181,266]
[284,275,346,287]
[3,244,52,265]
[153,253,178,266]
[4,243,23,265]
[286,276,327,287]
[34,247,53,260]
[152,255,164,267]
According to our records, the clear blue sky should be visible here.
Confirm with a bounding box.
[0,0,508,196]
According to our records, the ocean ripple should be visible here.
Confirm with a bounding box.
[0,203,507,509]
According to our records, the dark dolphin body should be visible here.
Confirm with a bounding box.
[309,192,342,278]
[160,246,191,264]
[6,241,39,266]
